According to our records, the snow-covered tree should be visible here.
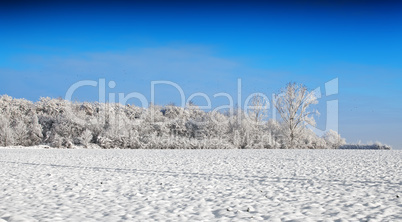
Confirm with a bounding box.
[274,83,319,148]
[0,114,14,146]
[323,130,346,149]
[26,114,43,146]
[12,120,28,146]
[78,129,93,148]
[247,94,269,124]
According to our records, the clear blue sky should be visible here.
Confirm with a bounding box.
[1,1,401,148]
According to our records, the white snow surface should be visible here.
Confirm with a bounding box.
[0,148,401,221]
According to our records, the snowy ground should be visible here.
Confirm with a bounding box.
[0,148,401,222]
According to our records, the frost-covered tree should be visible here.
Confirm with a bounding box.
[0,114,14,146]
[27,114,43,146]
[78,129,93,148]
[247,94,269,124]
[274,83,319,148]
[12,121,28,146]
[323,130,346,149]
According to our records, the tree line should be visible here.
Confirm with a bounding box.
[0,83,349,149]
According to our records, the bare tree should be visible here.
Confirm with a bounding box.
[247,94,269,124]
[274,83,319,147]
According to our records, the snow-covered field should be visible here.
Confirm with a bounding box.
[0,148,401,221]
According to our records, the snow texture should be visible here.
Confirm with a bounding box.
[0,148,401,221]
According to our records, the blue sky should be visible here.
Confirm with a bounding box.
[1,1,401,148]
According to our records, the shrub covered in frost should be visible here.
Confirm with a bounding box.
[339,142,392,150]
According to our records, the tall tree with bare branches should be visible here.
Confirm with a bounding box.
[247,94,269,124]
[274,83,319,147]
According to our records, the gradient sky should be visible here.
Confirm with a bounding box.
[1,1,401,148]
